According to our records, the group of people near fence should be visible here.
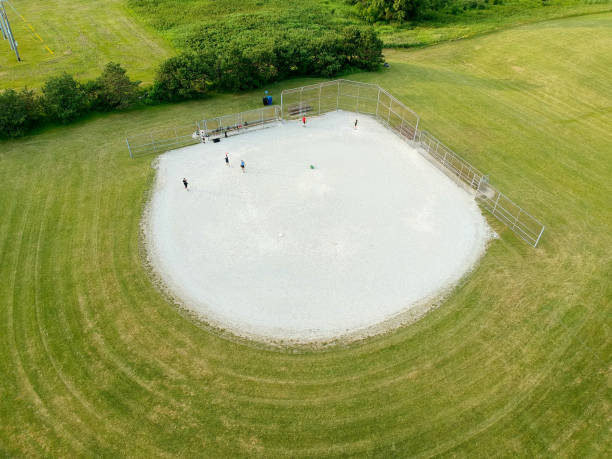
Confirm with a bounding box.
[182,117,358,190]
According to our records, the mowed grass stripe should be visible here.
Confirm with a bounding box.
[0,0,173,89]
[1,13,611,456]
[4,165,86,454]
[377,15,611,454]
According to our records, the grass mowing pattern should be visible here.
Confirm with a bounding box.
[0,0,173,90]
[1,14,611,455]
[376,0,612,46]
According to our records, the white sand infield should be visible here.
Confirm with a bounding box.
[145,111,492,342]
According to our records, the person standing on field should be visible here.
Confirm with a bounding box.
[225,152,230,167]
[182,178,188,190]
[240,160,246,173]
[302,115,306,126]
[354,119,358,129]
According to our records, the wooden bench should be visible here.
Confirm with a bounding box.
[287,104,312,117]
[399,124,415,139]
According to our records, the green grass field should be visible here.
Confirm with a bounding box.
[0,0,173,90]
[1,12,611,456]
[378,0,612,46]
[2,0,611,91]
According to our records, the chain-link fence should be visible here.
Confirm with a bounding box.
[125,124,201,159]
[416,130,545,246]
[197,106,280,138]
[125,106,280,158]
[125,79,544,246]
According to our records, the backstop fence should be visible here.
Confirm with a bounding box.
[124,79,544,247]
[125,106,280,159]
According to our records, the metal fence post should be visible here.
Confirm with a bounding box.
[512,209,522,230]
[336,80,340,110]
[126,137,133,159]
[492,192,501,214]
[196,121,203,143]
[534,225,545,247]
[318,84,322,114]
[375,87,381,118]
[476,174,484,192]
[280,91,284,119]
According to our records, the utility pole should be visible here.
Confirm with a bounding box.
[0,0,20,61]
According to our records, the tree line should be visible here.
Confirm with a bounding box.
[1,26,382,139]
[348,0,505,23]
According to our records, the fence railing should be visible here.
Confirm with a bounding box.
[125,123,200,159]
[125,106,280,158]
[416,129,545,246]
[197,106,280,138]
[477,189,545,247]
[281,80,545,247]
[416,130,486,191]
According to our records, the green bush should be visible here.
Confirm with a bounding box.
[0,88,42,139]
[42,73,88,124]
[149,53,214,102]
[1,64,142,139]
[341,26,384,71]
[350,0,450,22]
[152,25,383,100]
[89,62,140,111]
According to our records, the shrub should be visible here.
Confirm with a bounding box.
[154,25,384,100]
[41,73,88,123]
[90,62,140,111]
[149,53,214,102]
[0,88,42,139]
[341,26,384,71]
[350,0,450,22]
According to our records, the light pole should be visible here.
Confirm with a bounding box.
[0,0,20,61]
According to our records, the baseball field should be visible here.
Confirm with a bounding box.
[0,10,610,457]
